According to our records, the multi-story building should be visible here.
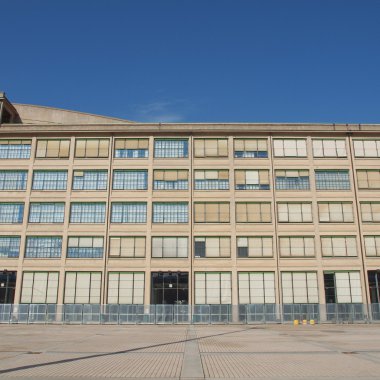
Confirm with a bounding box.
[0,92,379,322]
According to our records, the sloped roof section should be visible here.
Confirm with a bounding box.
[13,103,134,125]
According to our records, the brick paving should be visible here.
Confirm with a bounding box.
[0,324,380,379]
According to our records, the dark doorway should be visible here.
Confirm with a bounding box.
[368,270,380,304]
[151,272,188,305]
[0,271,16,304]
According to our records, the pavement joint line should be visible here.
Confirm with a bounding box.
[180,326,204,379]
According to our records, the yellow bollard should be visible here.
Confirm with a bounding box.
[293,319,299,326]
[310,319,315,325]
[302,319,307,325]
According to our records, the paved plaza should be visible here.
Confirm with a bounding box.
[1,324,380,379]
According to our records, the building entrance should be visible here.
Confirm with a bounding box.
[151,272,188,305]
[0,271,16,304]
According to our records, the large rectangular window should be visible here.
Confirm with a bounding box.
[21,272,59,304]
[277,203,312,223]
[0,170,27,191]
[108,272,144,304]
[153,202,188,223]
[64,272,101,304]
[357,170,380,190]
[237,237,273,258]
[275,170,310,190]
[364,236,380,257]
[234,139,268,158]
[282,272,318,303]
[353,140,380,158]
[113,170,148,190]
[75,138,109,158]
[0,203,24,223]
[315,170,350,190]
[361,202,380,222]
[312,139,347,158]
[109,236,146,258]
[0,139,31,159]
[321,236,357,257]
[25,236,62,258]
[111,203,147,223]
[36,139,70,158]
[194,138,228,158]
[28,202,65,223]
[235,170,270,190]
[194,170,229,190]
[32,170,67,191]
[152,237,188,258]
[70,202,106,224]
[72,170,108,190]
[153,170,188,190]
[318,202,354,223]
[324,271,362,303]
[154,139,188,158]
[114,138,149,158]
[0,236,20,258]
[194,237,230,258]
[279,237,315,257]
[195,272,232,304]
[67,237,104,259]
[273,139,307,157]
[236,202,271,223]
[194,202,229,223]
[238,272,275,304]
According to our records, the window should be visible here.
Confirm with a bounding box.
[195,272,231,304]
[353,140,380,158]
[0,203,24,223]
[113,170,148,190]
[361,202,380,222]
[237,237,273,258]
[114,138,149,158]
[153,170,188,190]
[0,236,20,258]
[108,272,144,304]
[111,203,147,223]
[279,237,315,257]
[72,170,108,190]
[273,139,307,157]
[152,202,188,223]
[154,139,188,158]
[234,139,268,158]
[357,170,380,189]
[194,202,230,223]
[277,203,312,223]
[315,170,350,190]
[70,202,106,224]
[364,236,380,257]
[324,271,362,303]
[32,170,67,191]
[109,236,146,258]
[194,138,228,158]
[236,202,271,223]
[194,170,229,190]
[238,272,275,303]
[152,237,188,258]
[0,139,31,159]
[75,138,109,158]
[312,139,346,158]
[275,170,310,190]
[0,170,27,190]
[64,272,101,304]
[21,272,59,304]
[25,236,62,258]
[321,236,357,257]
[282,272,318,303]
[235,170,270,190]
[318,202,354,223]
[67,237,104,258]
[36,139,70,158]
[29,202,65,223]
[194,237,230,258]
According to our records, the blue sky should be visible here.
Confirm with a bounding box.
[1,0,380,123]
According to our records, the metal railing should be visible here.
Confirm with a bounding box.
[0,303,378,324]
